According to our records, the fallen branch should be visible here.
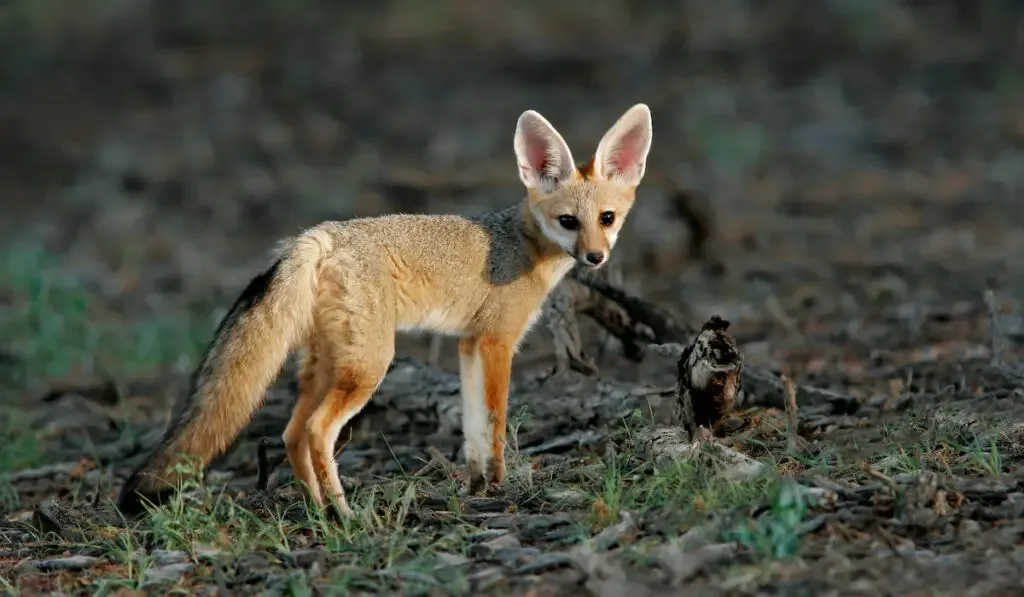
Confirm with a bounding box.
[538,261,858,416]
[737,367,859,414]
[569,267,691,344]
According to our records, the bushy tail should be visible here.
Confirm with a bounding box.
[117,229,333,515]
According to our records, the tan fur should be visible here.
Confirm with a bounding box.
[117,104,654,518]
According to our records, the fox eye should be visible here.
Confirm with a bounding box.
[558,215,579,230]
[599,211,615,227]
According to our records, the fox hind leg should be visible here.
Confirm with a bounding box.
[283,334,331,507]
[305,309,394,519]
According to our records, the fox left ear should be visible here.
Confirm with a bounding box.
[593,103,653,187]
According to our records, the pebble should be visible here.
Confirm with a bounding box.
[512,552,575,576]
[193,545,223,562]
[281,548,326,569]
[434,551,470,569]
[143,563,194,586]
[152,549,190,566]
[472,533,521,558]
[469,566,506,591]
[466,529,509,542]
[26,555,101,571]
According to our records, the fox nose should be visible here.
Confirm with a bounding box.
[584,251,605,266]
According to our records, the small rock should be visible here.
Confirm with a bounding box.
[902,471,939,510]
[904,507,938,528]
[544,488,590,507]
[28,555,101,571]
[653,542,736,585]
[434,552,470,569]
[238,553,271,570]
[466,529,509,542]
[468,566,506,591]
[192,545,222,562]
[281,548,326,569]
[494,547,541,567]
[152,549,190,566]
[481,533,522,553]
[958,519,981,535]
[512,553,575,576]
[143,563,194,586]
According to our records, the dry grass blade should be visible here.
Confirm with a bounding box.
[781,373,799,454]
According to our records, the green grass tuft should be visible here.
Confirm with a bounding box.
[0,246,210,389]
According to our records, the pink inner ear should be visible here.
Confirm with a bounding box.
[525,135,550,177]
[524,125,557,180]
[607,125,647,175]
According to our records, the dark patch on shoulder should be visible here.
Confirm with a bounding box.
[576,157,596,180]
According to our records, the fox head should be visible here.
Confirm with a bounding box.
[514,103,653,269]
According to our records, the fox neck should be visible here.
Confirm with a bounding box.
[515,200,577,289]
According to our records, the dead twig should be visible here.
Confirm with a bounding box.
[738,367,859,414]
[985,289,1006,367]
[781,374,799,454]
[412,446,460,479]
[570,269,691,344]
[861,461,900,496]
[255,438,285,492]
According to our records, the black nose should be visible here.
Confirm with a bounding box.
[584,252,605,265]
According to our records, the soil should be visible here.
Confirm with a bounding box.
[4,2,1024,595]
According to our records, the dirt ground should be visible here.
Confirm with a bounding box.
[4,1,1024,595]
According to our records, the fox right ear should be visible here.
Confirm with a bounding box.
[514,110,576,192]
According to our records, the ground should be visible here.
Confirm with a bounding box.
[3,1,1024,595]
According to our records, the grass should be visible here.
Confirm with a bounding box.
[870,409,1012,478]
[0,409,42,473]
[721,481,811,561]
[585,444,781,533]
[0,418,810,594]
[0,246,211,488]
[0,245,210,390]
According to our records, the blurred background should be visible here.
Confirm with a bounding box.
[1,0,1023,413]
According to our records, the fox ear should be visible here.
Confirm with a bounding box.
[593,103,653,187]
[514,110,576,192]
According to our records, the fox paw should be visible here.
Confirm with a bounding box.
[489,458,505,486]
[464,457,505,495]
[322,495,354,523]
[466,458,489,495]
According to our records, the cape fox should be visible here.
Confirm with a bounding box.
[117,103,654,517]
